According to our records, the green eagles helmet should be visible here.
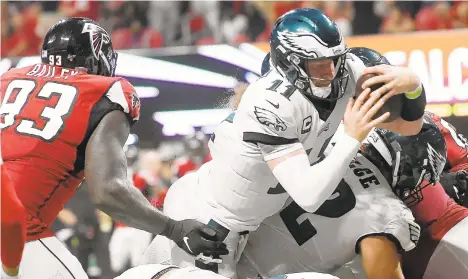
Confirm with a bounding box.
[270,8,349,101]
[348,47,390,67]
[261,52,271,76]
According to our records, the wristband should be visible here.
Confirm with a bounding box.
[404,83,422,99]
[400,84,426,122]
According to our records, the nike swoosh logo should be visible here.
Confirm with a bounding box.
[266,100,279,109]
[183,237,193,253]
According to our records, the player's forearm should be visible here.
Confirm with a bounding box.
[377,83,425,136]
[364,260,405,279]
[377,116,423,136]
[89,179,170,235]
[273,133,360,212]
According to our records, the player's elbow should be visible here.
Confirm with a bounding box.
[294,197,321,213]
[87,179,124,209]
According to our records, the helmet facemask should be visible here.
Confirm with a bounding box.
[367,126,447,207]
[282,52,349,101]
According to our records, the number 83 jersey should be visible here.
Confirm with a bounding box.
[242,153,420,276]
[0,64,140,240]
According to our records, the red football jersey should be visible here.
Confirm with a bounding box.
[402,113,468,278]
[0,64,140,240]
[174,153,212,178]
[403,199,468,279]
[425,111,468,172]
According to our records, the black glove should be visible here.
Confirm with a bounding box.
[440,170,467,207]
[162,218,228,257]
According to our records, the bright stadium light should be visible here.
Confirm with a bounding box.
[16,56,41,68]
[197,44,262,74]
[245,72,259,84]
[153,108,232,136]
[135,86,159,98]
[116,53,238,88]
[125,134,138,146]
[0,59,12,76]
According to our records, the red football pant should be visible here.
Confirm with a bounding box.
[1,167,26,269]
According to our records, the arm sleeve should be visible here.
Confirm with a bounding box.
[271,132,361,213]
[105,78,141,125]
[239,93,303,161]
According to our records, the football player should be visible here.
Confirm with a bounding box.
[332,48,468,279]
[401,111,468,279]
[0,18,227,278]
[239,114,446,279]
[159,8,426,278]
[173,132,212,178]
[116,264,339,279]
[426,111,468,206]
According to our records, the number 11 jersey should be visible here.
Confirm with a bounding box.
[0,64,140,240]
[201,56,364,232]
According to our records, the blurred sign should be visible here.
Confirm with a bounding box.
[251,29,468,105]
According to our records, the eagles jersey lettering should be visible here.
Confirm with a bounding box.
[199,54,365,232]
[242,153,419,275]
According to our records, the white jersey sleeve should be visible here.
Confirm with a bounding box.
[362,206,421,252]
[236,75,303,161]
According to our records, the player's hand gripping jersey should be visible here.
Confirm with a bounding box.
[0,64,140,240]
[240,152,419,276]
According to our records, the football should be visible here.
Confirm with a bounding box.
[355,73,402,123]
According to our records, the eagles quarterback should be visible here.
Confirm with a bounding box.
[157,8,427,278]
[235,47,440,279]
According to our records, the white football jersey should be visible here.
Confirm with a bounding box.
[194,54,366,232]
[240,153,420,276]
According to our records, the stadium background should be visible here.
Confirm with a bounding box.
[1,1,467,278]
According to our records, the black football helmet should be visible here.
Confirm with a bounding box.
[348,47,390,67]
[183,131,208,164]
[41,17,118,77]
[362,115,447,206]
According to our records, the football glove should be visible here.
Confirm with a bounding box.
[162,218,228,259]
[440,170,467,207]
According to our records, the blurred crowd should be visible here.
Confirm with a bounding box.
[51,132,211,278]
[2,1,468,57]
